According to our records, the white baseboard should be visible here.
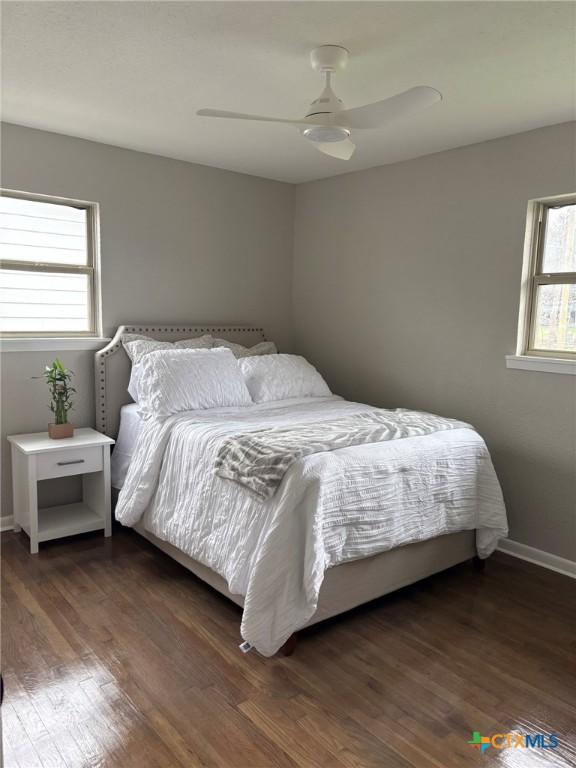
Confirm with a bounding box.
[497,538,576,579]
[0,515,14,532]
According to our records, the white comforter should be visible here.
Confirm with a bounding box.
[115,396,508,656]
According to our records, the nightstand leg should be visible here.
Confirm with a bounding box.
[82,447,112,538]
[103,449,112,537]
[11,447,38,550]
[10,446,23,532]
[27,457,39,554]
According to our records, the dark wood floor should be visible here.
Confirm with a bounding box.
[2,527,575,768]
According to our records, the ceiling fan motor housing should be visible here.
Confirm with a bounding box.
[306,80,344,116]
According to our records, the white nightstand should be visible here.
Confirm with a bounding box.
[7,428,115,554]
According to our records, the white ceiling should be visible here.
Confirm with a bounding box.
[2,2,574,184]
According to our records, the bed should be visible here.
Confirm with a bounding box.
[96,325,508,656]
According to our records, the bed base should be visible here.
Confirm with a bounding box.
[132,522,477,653]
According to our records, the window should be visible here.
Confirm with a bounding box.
[0,190,101,337]
[517,194,576,359]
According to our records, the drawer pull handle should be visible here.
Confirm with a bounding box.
[57,459,85,466]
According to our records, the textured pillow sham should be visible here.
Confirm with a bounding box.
[212,339,277,358]
[239,354,331,403]
[137,348,253,420]
[128,352,215,403]
[122,333,213,365]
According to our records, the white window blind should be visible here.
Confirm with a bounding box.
[0,192,100,337]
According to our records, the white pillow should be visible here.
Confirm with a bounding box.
[122,333,213,365]
[123,334,214,401]
[239,354,331,403]
[137,348,253,420]
[212,339,277,358]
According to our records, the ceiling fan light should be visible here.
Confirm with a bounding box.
[302,125,350,143]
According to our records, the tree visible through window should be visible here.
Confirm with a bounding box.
[0,191,100,337]
[521,196,576,358]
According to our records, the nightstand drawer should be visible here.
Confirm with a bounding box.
[36,446,103,480]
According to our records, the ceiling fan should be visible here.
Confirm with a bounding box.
[197,45,442,161]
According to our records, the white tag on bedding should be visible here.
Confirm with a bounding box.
[239,641,253,653]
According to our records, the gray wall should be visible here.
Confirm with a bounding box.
[293,122,576,561]
[1,123,294,517]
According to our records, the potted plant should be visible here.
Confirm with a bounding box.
[37,359,76,439]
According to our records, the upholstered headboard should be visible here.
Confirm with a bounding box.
[94,324,266,438]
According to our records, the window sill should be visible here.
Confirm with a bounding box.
[506,355,576,375]
[1,337,111,353]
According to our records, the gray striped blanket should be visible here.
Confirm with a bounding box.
[214,409,472,499]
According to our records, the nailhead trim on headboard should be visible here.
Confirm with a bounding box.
[94,325,266,436]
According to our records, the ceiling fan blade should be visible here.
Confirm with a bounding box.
[340,86,442,130]
[197,109,306,126]
[315,138,356,161]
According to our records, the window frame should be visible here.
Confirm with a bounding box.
[517,193,576,360]
[0,188,102,339]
